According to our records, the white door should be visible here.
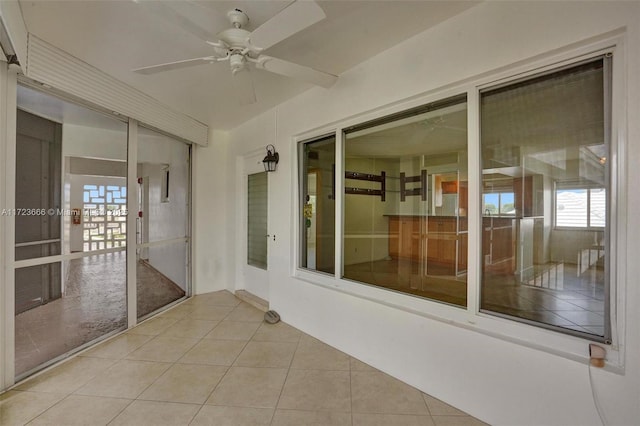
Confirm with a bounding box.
[238,153,270,301]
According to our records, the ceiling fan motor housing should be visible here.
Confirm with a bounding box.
[227,9,249,29]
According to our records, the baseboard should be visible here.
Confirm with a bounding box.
[235,290,269,312]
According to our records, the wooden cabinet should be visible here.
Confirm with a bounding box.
[387,215,467,275]
[389,216,420,260]
[482,217,515,274]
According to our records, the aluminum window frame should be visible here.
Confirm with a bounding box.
[292,33,626,370]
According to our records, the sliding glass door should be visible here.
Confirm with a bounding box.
[14,85,128,377]
[12,85,192,379]
[136,126,190,319]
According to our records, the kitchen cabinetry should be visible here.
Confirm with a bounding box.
[387,215,467,275]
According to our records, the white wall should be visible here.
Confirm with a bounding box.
[197,2,640,424]
[192,130,230,294]
[62,123,127,161]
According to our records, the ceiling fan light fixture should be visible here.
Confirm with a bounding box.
[230,53,246,73]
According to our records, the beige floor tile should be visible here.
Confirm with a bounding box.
[290,339,350,371]
[125,336,199,362]
[159,318,218,339]
[79,333,153,360]
[178,339,246,366]
[128,317,179,336]
[156,303,195,319]
[251,322,302,343]
[278,369,351,412]
[204,321,261,341]
[224,303,265,322]
[16,357,116,394]
[350,358,377,372]
[351,371,428,415]
[271,409,352,426]
[190,406,274,426]
[234,341,297,368]
[423,394,468,416]
[189,305,235,321]
[0,391,65,426]
[27,394,131,426]
[75,359,170,399]
[138,364,227,404]
[432,415,489,426]
[109,400,199,426]
[206,366,287,408]
[185,291,241,307]
[353,413,435,426]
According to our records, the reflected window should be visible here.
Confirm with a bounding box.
[341,95,468,306]
[300,135,336,274]
[555,186,605,228]
[480,57,611,341]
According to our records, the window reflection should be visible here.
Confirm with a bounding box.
[480,58,610,341]
[300,136,336,274]
[342,96,468,306]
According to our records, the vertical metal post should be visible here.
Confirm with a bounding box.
[126,119,138,328]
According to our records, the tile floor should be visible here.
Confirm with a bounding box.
[3,291,487,426]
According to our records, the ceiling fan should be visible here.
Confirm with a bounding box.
[132,0,338,105]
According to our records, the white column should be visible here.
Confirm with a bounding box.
[1,62,18,389]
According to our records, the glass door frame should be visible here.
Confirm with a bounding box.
[1,81,192,388]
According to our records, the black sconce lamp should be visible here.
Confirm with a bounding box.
[263,144,279,172]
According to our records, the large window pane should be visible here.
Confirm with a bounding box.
[342,95,468,306]
[300,136,335,274]
[480,58,610,341]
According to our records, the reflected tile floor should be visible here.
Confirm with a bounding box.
[5,291,488,426]
[15,253,185,376]
[345,259,605,337]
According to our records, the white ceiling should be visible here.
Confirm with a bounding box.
[18,1,479,130]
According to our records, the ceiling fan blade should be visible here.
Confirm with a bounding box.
[232,67,257,105]
[256,56,337,88]
[249,1,326,50]
[135,0,219,41]
[133,57,216,75]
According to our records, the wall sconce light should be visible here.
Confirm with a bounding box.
[263,144,279,172]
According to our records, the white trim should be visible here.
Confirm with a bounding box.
[466,87,481,319]
[335,130,344,279]
[0,63,5,391]
[13,247,126,269]
[25,34,208,146]
[126,119,138,328]
[0,1,27,72]
[1,63,17,389]
[290,31,627,370]
[136,237,188,249]
[14,238,61,248]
